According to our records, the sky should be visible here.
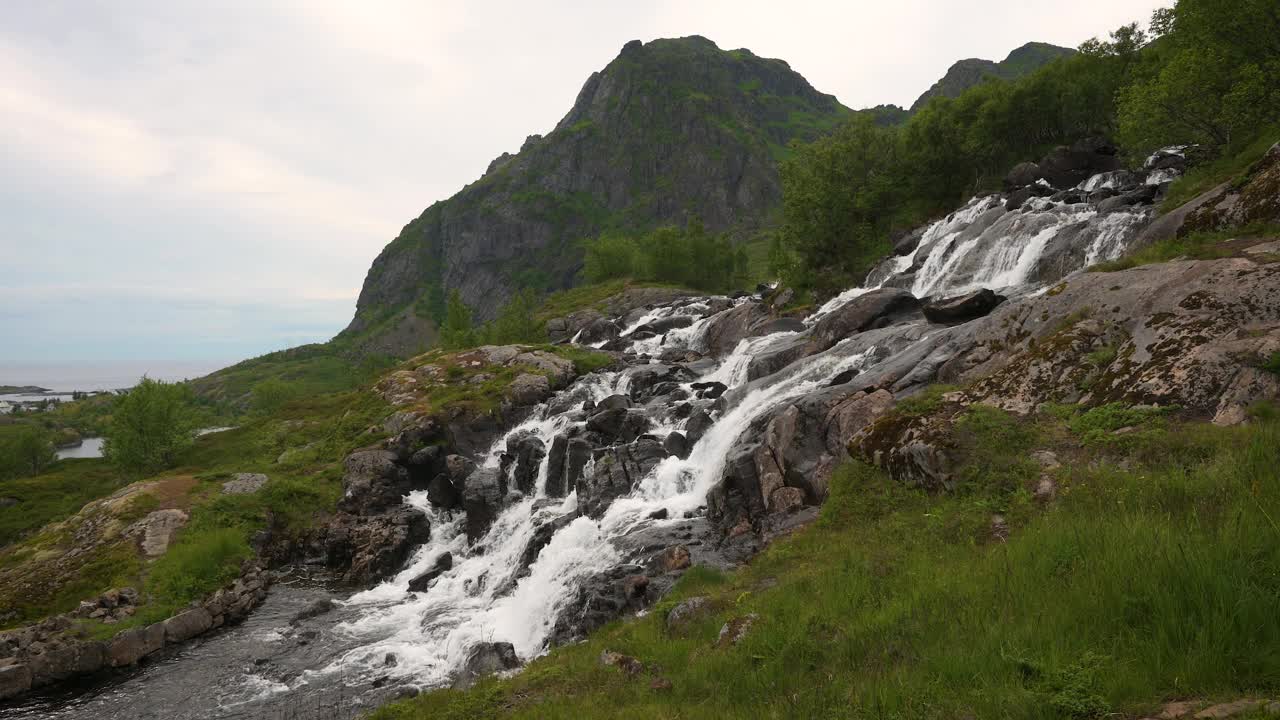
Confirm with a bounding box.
[0,0,1168,378]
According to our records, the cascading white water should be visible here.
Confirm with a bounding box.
[230,171,1160,703]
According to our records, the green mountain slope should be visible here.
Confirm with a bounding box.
[909,41,1076,113]
[341,36,848,356]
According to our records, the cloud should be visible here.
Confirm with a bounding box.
[0,0,1170,367]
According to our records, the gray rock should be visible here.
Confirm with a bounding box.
[454,641,520,689]
[163,607,213,644]
[507,373,552,406]
[127,509,189,558]
[290,598,335,624]
[665,596,711,633]
[807,288,920,354]
[462,468,507,541]
[221,472,268,495]
[921,289,1006,324]
[106,623,166,667]
[0,663,32,700]
[407,552,454,592]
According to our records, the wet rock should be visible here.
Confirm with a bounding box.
[892,225,928,256]
[656,545,692,572]
[1005,161,1044,189]
[807,288,920,353]
[0,662,32,700]
[755,317,807,335]
[586,408,650,443]
[163,608,213,644]
[685,409,714,446]
[1036,136,1121,189]
[290,598,335,624]
[579,439,669,518]
[454,641,520,689]
[544,434,570,497]
[514,513,576,576]
[922,289,1006,324]
[462,468,507,541]
[637,315,695,335]
[339,449,411,515]
[221,473,268,495]
[663,431,690,459]
[426,472,461,509]
[105,623,166,667]
[666,596,711,633]
[701,302,772,356]
[407,552,453,592]
[506,373,551,406]
[596,394,632,412]
[326,507,431,584]
[502,432,546,494]
[746,335,810,381]
[648,508,669,520]
[578,318,622,345]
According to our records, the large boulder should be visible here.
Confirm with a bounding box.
[163,607,213,644]
[1036,137,1121,189]
[577,318,622,345]
[453,641,520,689]
[586,408,650,443]
[578,439,669,518]
[1004,161,1044,189]
[339,449,411,515]
[700,302,772,356]
[921,289,1007,324]
[501,432,546,494]
[462,468,507,541]
[807,288,920,354]
[506,373,552,406]
[0,662,32,700]
[325,506,431,584]
[106,623,166,667]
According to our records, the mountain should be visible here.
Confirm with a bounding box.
[340,36,848,356]
[909,42,1075,113]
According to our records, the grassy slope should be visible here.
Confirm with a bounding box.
[374,402,1280,720]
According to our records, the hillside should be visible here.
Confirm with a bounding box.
[909,41,1075,112]
[340,36,848,356]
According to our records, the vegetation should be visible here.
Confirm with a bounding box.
[103,378,199,474]
[581,219,753,293]
[0,423,57,480]
[188,343,396,415]
[376,403,1280,719]
[773,0,1280,293]
[0,459,123,545]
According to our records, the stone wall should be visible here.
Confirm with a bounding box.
[0,564,271,700]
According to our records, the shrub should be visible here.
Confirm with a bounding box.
[103,377,198,474]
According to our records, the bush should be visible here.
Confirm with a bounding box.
[103,377,198,474]
[579,219,751,293]
[0,423,56,480]
[250,377,302,415]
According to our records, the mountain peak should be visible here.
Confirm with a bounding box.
[909,41,1074,113]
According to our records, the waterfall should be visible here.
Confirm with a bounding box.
[225,177,1159,706]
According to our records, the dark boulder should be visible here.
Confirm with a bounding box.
[578,439,669,518]
[596,394,631,412]
[501,432,546,495]
[1004,161,1044,189]
[426,473,461,509]
[339,449,411,515]
[635,315,695,335]
[578,318,622,345]
[545,435,569,497]
[407,552,454,592]
[586,408,650,443]
[691,381,727,400]
[462,468,507,541]
[891,225,927,256]
[454,642,520,689]
[663,431,690,459]
[1097,184,1160,213]
[1037,137,1121,189]
[685,409,714,446]
[807,288,920,353]
[701,302,772,356]
[921,289,1007,324]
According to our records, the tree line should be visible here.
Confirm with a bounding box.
[772,0,1280,294]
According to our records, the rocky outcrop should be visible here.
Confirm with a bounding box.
[1182,141,1280,233]
[341,36,847,356]
[921,289,1006,324]
[0,565,271,701]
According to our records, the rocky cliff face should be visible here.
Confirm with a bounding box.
[909,42,1075,113]
[341,36,847,356]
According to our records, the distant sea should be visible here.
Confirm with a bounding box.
[0,361,230,394]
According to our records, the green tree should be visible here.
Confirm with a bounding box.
[780,114,901,293]
[582,234,638,283]
[439,290,477,350]
[0,424,57,479]
[250,377,301,415]
[103,377,198,474]
[484,289,545,345]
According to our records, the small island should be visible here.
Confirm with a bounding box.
[0,386,53,395]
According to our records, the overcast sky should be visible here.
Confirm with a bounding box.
[0,0,1167,377]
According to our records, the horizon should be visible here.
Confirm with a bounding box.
[1,1,1166,369]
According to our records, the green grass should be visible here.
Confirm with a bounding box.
[374,406,1280,720]
[1089,223,1280,273]
[1160,127,1280,212]
[1263,352,1280,377]
[0,458,126,546]
[188,343,395,413]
